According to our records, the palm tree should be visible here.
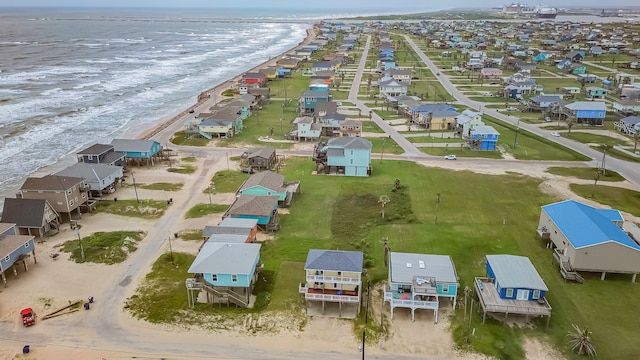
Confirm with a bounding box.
[567,324,597,358]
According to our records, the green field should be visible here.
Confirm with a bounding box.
[127,157,640,359]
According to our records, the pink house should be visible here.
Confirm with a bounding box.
[481,68,503,78]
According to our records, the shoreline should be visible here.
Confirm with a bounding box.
[137,27,316,142]
[0,27,315,207]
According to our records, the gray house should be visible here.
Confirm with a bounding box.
[76,143,126,167]
[0,223,37,286]
[0,198,60,239]
[55,163,123,196]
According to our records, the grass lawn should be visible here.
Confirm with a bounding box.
[218,100,295,149]
[95,199,168,219]
[420,145,503,158]
[167,163,197,174]
[126,253,195,323]
[210,170,249,193]
[362,120,385,133]
[184,203,229,219]
[138,182,184,191]
[178,229,203,241]
[546,167,625,182]
[170,131,209,147]
[368,137,404,155]
[480,116,591,161]
[563,132,632,147]
[571,184,640,217]
[58,231,144,264]
[125,157,640,359]
[406,136,464,144]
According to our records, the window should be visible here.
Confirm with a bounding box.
[212,274,218,281]
[532,290,541,300]
[4,255,10,261]
[505,288,514,298]
[24,242,30,248]
[87,155,93,160]
[67,190,72,195]
[232,275,238,282]
[442,285,448,293]
[350,159,353,165]
[334,283,337,288]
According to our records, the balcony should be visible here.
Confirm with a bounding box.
[384,291,438,310]
[306,274,360,284]
[305,287,360,303]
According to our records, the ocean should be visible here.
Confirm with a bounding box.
[0,8,327,204]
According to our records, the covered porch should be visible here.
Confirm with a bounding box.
[299,283,360,318]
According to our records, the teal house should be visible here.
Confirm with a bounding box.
[238,171,287,201]
[384,252,459,323]
[324,137,372,177]
[110,139,162,165]
[188,242,261,307]
[224,195,279,228]
[299,90,330,114]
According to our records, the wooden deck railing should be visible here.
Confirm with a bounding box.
[306,274,360,284]
[384,291,438,310]
[305,292,360,303]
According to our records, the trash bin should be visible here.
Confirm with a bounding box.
[114,197,118,202]
[174,233,179,239]
[23,345,30,354]
[169,198,173,204]
[88,296,94,304]
[84,302,90,310]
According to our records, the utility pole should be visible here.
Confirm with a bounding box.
[208,182,215,207]
[131,170,140,204]
[74,225,85,262]
[361,280,371,360]
[168,235,174,265]
[513,117,520,149]
[435,193,441,224]
[380,136,389,162]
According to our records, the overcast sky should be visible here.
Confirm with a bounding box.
[0,0,638,10]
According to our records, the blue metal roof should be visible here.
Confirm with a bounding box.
[542,200,640,250]
[486,255,548,291]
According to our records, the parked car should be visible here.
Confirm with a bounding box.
[444,155,457,160]
[550,132,560,137]
[482,92,493,97]
[436,72,441,76]
[506,107,518,111]
[411,76,419,80]
[241,167,255,174]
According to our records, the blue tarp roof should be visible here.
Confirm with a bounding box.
[542,200,639,250]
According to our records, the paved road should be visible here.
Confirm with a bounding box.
[348,35,425,157]
[402,35,640,189]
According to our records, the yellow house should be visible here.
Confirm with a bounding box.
[416,110,459,130]
[298,249,363,318]
[198,120,234,138]
[258,67,278,81]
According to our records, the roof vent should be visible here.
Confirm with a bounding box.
[419,261,425,269]
[406,262,412,268]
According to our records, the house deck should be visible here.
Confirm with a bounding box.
[299,283,359,303]
[474,277,552,324]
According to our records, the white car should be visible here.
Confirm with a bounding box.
[506,107,518,111]
[444,155,457,160]
[550,132,560,137]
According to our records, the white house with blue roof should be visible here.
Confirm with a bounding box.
[299,249,364,318]
[384,252,459,323]
[539,199,640,281]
